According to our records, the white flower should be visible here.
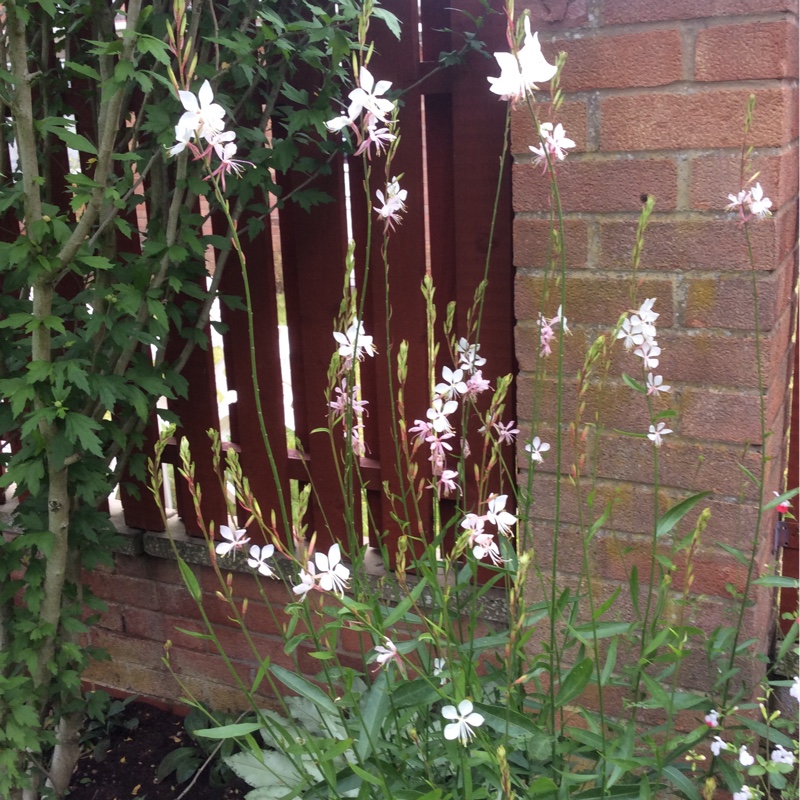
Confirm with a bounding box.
[169,122,195,156]
[487,17,557,103]
[647,422,672,447]
[525,436,550,463]
[492,420,520,445]
[438,469,460,497]
[427,397,459,434]
[246,544,275,577]
[355,115,397,159]
[733,787,752,800]
[637,298,659,325]
[314,543,350,595]
[726,189,750,213]
[710,736,727,756]
[647,373,670,396]
[790,675,800,702]
[334,321,376,361]
[461,513,485,536]
[486,494,516,536]
[442,699,484,746]
[375,177,407,230]
[704,709,720,728]
[747,183,772,218]
[530,122,576,168]
[770,744,795,765]
[433,657,447,684]
[435,366,468,400]
[457,338,486,373]
[176,80,226,142]
[348,67,394,123]
[739,745,754,766]
[617,317,645,351]
[292,564,316,596]
[634,341,661,370]
[215,525,251,556]
[373,638,400,669]
[471,531,504,566]
[325,114,354,133]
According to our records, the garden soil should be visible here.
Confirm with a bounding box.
[68,701,248,800]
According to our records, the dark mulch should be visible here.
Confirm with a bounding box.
[68,702,249,800]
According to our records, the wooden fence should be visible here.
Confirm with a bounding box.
[112,0,515,564]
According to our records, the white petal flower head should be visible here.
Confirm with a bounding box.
[292,563,317,596]
[747,182,772,219]
[334,321,376,361]
[348,66,395,123]
[375,177,408,230]
[637,298,659,325]
[739,745,755,767]
[704,709,720,728]
[634,342,661,371]
[215,525,251,556]
[647,422,672,447]
[435,366,468,399]
[442,699,485,746]
[472,531,504,566]
[647,373,670,396]
[247,544,275,577]
[177,80,226,141]
[770,744,795,765]
[456,338,486,373]
[314,543,350,595]
[427,397,459,434]
[726,189,751,213]
[710,736,727,756]
[732,787,752,800]
[525,436,550,463]
[433,657,447,684]
[486,494,517,536]
[791,675,800,702]
[530,122,576,167]
[488,17,557,103]
[617,317,645,351]
[373,638,401,670]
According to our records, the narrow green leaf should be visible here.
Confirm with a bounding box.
[752,576,799,589]
[177,557,201,601]
[383,578,428,628]
[194,721,262,739]
[656,492,710,538]
[270,664,337,717]
[355,670,389,761]
[662,766,699,800]
[555,659,593,707]
[472,702,542,739]
[622,372,647,394]
[348,762,382,787]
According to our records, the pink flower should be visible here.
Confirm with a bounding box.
[373,638,404,673]
[206,140,254,191]
[354,113,396,159]
[647,422,672,447]
[376,177,407,230]
[465,370,490,396]
[438,469,460,497]
[493,420,520,445]
[704,709,719,728]
[529,122,575,170]
[774,491,791,515]
[646,373,670,396]
[408,419,432,445]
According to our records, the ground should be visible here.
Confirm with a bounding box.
[68,701,248,800]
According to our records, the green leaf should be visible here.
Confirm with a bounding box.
[371,6,401,39]
[270,665,338,717]
[194,722,263,739]
[763,486,799,511]
[656,492,710,539]
[555,658,593,707]
[348,762,382,787]
[38,117,97,155]
[391,678,439,709]
[752,576,799,589]
[177,557,201,601]
[64,413,103,456]
[472,702,541,740]
[661,766,699,800]
[622,372,647,394]
[355,670,389,761]
[65,61,101,81]
[383,578,427,627]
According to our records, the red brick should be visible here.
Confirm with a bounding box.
[695,20,798,81]
[603,0,798,25]
[514,157,678,213]
[514,271,674,325]
[598,208,796,272]
[120,606,165,642]
[690,146,799,211]
[83,571,161,611]
[684,261,794,330]
[552,29,683,92]
[517,0,590,31]
[680,386,771,444]
[514,216,590,269]
[600,87,797,151]
[511,99,588,155]
[162,616,209,652]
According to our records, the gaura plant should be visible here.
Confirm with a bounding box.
[149,3,799,799]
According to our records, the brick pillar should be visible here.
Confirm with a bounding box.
[513,0,798,686]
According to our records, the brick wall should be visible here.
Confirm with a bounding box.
[513,0,798,683]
